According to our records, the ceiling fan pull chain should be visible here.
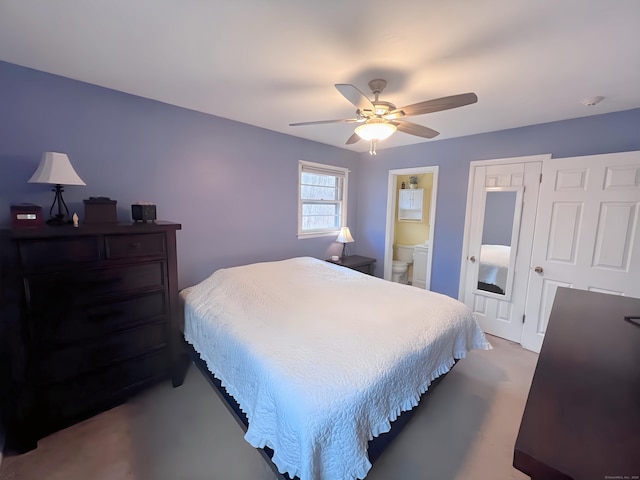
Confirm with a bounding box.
[369,140,377,155]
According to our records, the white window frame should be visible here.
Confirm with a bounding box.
[297,160,350,239]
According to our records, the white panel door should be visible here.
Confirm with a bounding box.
[522,151,640,352]
[463,161,542,342]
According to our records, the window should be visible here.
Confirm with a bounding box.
[298,160,349,238]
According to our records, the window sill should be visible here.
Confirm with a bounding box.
[297,230,339,240]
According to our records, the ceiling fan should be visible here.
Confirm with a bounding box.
[289,79,478,154]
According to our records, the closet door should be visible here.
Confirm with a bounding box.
[462,161,542,342]
[521,151,640,352]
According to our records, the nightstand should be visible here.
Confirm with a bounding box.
[326,255,376,275]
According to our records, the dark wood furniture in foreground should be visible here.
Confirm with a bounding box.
[514,288,640,480]
[2,221,181,451]
[185,342,455,480]
[0,230,22,452]
[325,254,376,275]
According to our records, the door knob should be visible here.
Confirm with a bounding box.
[469,256,476,263]
[534,266,543,273]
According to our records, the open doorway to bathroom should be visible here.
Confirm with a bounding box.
[383,166,439,289]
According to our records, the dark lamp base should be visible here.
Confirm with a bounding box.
[46,184,73,226]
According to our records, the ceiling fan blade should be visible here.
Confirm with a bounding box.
[345,132,361,144]
[335,84,375,112]
[386,92,478,118]
[289,118,363,127]
[394,121,440,139]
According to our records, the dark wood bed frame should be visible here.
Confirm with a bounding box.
[477,281,505,295]
[175,339,456,479]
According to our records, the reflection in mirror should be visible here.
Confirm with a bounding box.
[477,190,517,296]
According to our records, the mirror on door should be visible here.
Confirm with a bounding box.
[475,187,523,300]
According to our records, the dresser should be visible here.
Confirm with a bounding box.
[3,221,181,450]
[514,288,640,479]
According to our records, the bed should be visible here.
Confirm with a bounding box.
[478,244,511,294]
[180,256,491,480]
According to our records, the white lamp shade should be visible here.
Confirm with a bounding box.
[336,226,354,243]
[28,152,86,186]
[355,121,397,141]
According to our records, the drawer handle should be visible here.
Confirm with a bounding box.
[131,242,141,249]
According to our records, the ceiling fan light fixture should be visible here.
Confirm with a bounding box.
[355,120,397,141]
[290,80,476,146]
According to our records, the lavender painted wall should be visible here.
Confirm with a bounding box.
[354,108,640,297]
[0,61,360,289]
[2,60,639,298]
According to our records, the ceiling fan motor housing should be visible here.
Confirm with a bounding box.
[368,79,387,96]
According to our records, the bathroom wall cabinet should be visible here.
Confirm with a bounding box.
[398,189,423,221]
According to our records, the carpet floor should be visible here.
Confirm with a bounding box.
[0,335,538,480]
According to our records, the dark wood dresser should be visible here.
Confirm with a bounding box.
[2,221,181,450]
[514,288,640,480]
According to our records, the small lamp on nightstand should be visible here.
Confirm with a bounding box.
[336,226,354,259]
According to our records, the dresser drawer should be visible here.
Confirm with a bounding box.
[105,233,165,259]
[39,322,167,383]
[41,349,168,423]
[26,261,166,307]
[19,236,100,268]
[33,292,167,345]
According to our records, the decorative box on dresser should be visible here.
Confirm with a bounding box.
[3,221,181,451]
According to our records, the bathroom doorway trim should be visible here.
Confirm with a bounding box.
[384,165,439,285]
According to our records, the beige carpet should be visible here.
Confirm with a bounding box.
[0,335,538,480]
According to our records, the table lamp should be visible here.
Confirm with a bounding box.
[28,152,86,225]
[336,226,354,259]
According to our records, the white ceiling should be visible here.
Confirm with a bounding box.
[1,0,639,152]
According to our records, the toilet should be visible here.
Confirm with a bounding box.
[392,244,415,284]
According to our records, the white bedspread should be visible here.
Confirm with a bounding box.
[479,244,511,292]
[183,257,491,480]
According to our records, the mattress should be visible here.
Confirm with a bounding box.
[183,256,491,480]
